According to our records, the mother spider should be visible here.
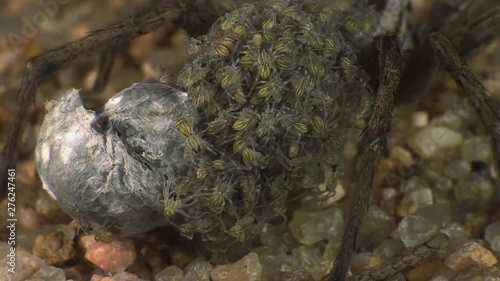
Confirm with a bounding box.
[1,0,499,280]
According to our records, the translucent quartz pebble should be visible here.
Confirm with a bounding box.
[359,206,395,248]
[445,242,497,272]
[441,222,468,250]
[408,126,463,158]
[292,245,329,280]
[461,136,492,162]
[455,178,495,203]
[433,177,453,192]
[184,261,213,281]
[415,203,451,228]
[372,239,403,259]
[443,160,471,179]
[258,252,297,280]
[429,111,463,130]
[35,83,189,236]
[288,207,343,245]
[211,252,262,281]
[29,264,66,281]
[400,176,430,193]
[485,221,500,251]
[155,265,184,281]
[398,215,438,247]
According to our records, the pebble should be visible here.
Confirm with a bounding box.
[90,271,145,281]
[18,205,43,230]
[429,111,463,130]
[408,126,463,158]
[461,136,491,162]
[433,177,453,192]
[84,238,136,272]
[398,215,438,247]
[288,207,343,245]
[258,253,298,280]
[441,222,469,250]
[445,242,497,272]
[155,265,184,281]
[184,261,213,281]
[32,230,75,265]
[292,246,329,280]
[443,160,471,179]
[484,221,500,251]
[455,178,495,204]
[0,243,44,281]
[372,239,403,259]
[415,204,451,228]
[211,252,262,281]
[27,264,66,281]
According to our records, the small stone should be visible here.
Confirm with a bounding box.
[465,212,489,238]
[400,176,430,193]
[452,266,500,281]
[429,111,462,130]
[84,238,136,272]
[407,261,453,281]
[78,234,98,252]
[408,126,463,158]
[441,222,468,250]
[485,221,500,251]
[362,206,395,234]
[260,224,295,248]
[350,252,372,270]
[27,264,66,281]
[18,206,43,230]
[455,178,495,204]
[398,215,438,247]
[91,272,144,281]
[211,252,262,281]
[433,177,453,192]
[415,203,451,228]
[184,261,213,281]
[0,243,44,281]
[443,160,471,179]
[288,207,343,245]
[445,242,497,272]
[112,271,144,281]
[292,246,329,280]
[400,188,434,215]
[461,137,491,162]
[372,239,403,259]
[360,206,395,248]
[155,265,184,281]
[259,254,298,280]
[32,230,75,265]
[412,111,429,127]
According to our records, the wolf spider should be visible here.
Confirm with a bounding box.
[1,0,500,280]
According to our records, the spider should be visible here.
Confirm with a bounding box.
[1,0,499,280]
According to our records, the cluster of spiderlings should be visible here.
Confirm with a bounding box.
[166,0,379,241]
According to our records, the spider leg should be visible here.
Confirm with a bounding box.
[0,2,217,195]
[91,48,117,93]
[327,35,402,281]
[428,31,500,172]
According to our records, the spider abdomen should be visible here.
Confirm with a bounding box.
[170,0,379,241]
[36,0,381,242]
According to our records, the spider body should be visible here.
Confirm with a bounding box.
[35,0,383,243]
[2,0,500,280]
